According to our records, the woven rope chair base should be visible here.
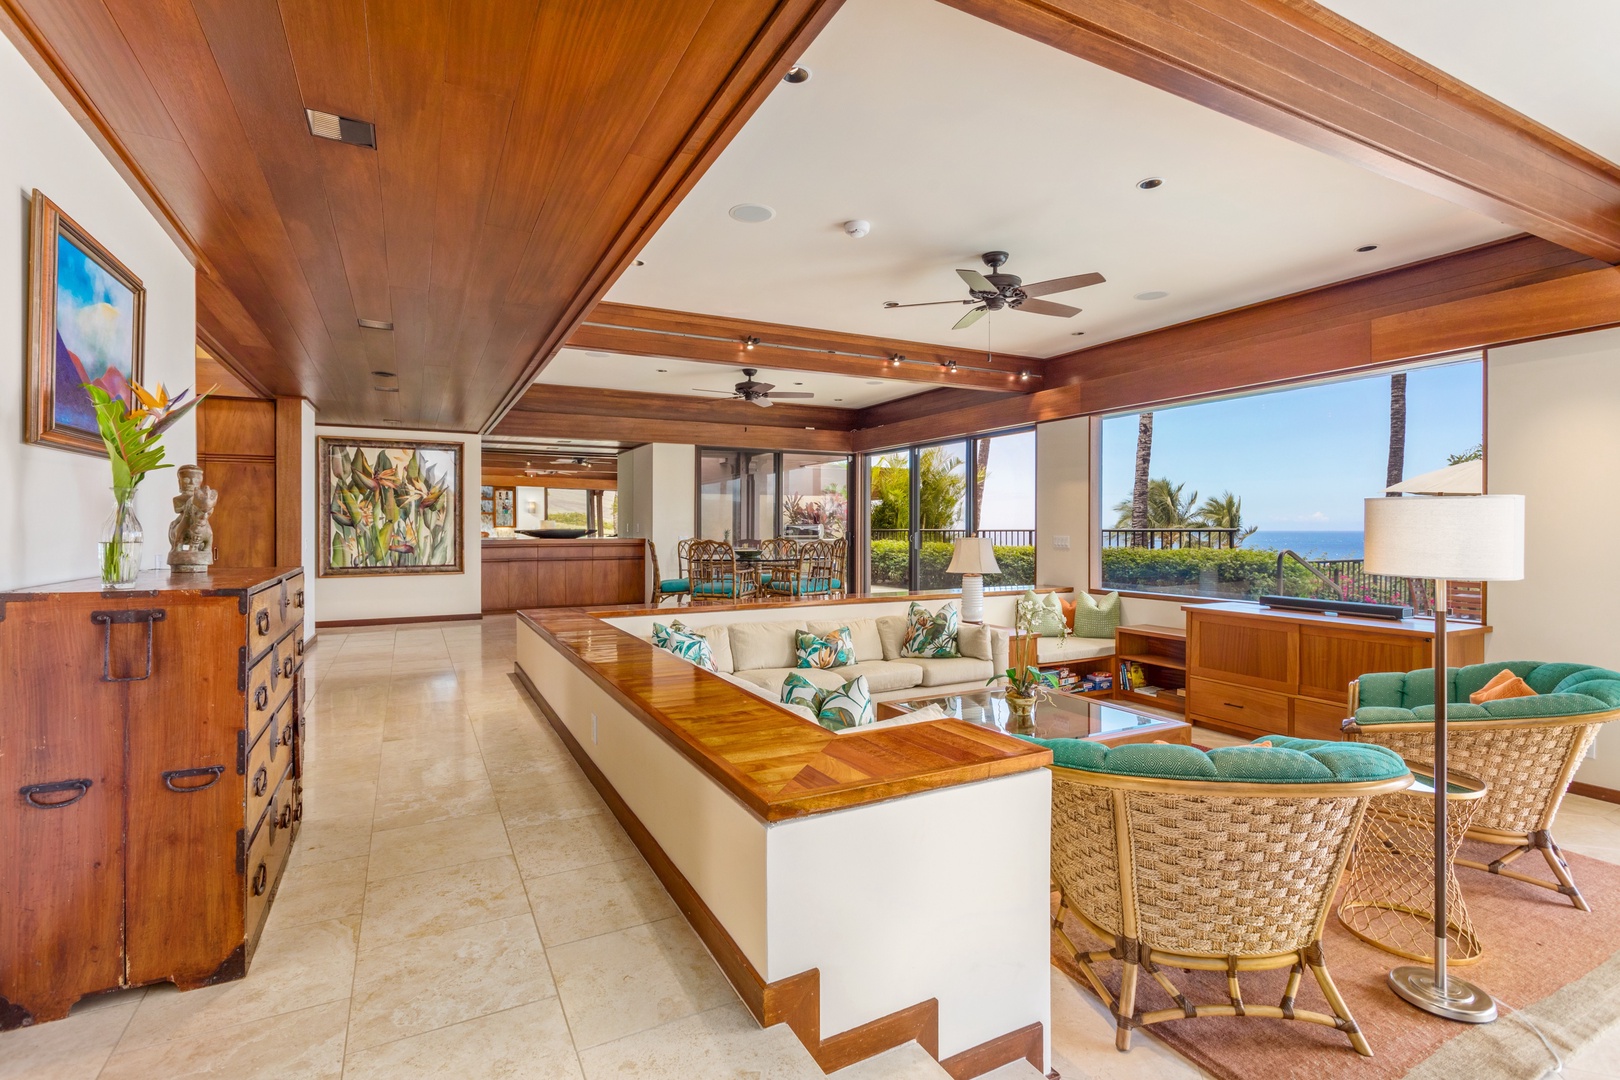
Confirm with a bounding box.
[1054,889,1371,1057]
[1337,792,1485,965]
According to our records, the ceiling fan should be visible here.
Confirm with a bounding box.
[549,456,594,468]
[693,368,814,408]
[884,250,1105,330]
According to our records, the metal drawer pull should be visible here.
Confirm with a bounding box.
[1223,702,1245,709]
[164,766,224,793]
[278,803,294,829]
[280,723,293,748]
[20,778,93,808]
[294,588,304,608]
[282,655,294,678]
[269,720,280,761]
[252,766,269,797]
[292,801,303,823]
[295,638,305,657]
[251,862,268,896]
[91,609,166,682]
[256,609,271,635]
[255,685,269,711]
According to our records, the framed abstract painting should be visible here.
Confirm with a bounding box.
[319,437,463,576]
[26,190,146,456]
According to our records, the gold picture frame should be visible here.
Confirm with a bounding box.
[318,437,464,576]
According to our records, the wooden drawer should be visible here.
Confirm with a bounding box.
[243,776,297,949]
[247,574,302,659]
[245,629,300,728]
[245,698,295,830]
[1293,697,1351,741]
[1188,676,1289,736]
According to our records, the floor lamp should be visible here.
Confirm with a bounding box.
[1363,492,1525,1023]
[948,537,1000,623]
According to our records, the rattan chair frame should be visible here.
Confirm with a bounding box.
[1345,683,1620,911]
[1049,765,1409,1056]
[687,539,756,604]
[648,540,688,607]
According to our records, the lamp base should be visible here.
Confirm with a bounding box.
[960,574,985,623]
[1388,966,1497,1023]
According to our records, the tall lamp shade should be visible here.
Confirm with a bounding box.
[1362,493,1523,1025]
[947,537,1000,623]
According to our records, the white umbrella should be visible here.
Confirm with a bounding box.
[1384,458,1483,495]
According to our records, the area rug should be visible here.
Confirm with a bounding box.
[1052,841,1620,1079]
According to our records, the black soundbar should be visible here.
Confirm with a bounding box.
[1259,595,1414,621]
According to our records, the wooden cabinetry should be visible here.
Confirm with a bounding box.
[1114,624,1187,714]
[0,568,305,1030]
[481,538,648,611]
[1185,603,1486,740]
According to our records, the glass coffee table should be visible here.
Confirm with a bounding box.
[876,687,1192,746]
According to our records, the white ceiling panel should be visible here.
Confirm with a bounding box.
[535,348,922,408]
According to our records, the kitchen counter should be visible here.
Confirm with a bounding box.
[480,536,646,612]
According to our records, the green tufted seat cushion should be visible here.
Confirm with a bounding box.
[659,578,691,593]
[1016,734,1408,784]
[1354,661,1620,725]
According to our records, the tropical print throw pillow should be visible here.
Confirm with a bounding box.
[651,619,690,649]
[815,676,874,731]
[795,627,854,669]
[661,627,714,671]
[900,601,959,658]
[780,672,823,711]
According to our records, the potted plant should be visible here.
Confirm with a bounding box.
[990,665,1059,728]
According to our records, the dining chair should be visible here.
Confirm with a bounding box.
[765,539,840,600]
[648,541,689,607]
[757,537,797,585]
[689,539,756,603]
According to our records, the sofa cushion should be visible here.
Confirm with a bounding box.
[832,660,924,693]
[1017,591,1066,637]
[805,618,884,663]
[816,677,876,731]
[877,615,911,661]
[1036,637,1113,664]
[902,601,960,658]
[911,655,994,687]
[1070,591,1121,639]
[729,621,799,671]
[1021,733,1408,784]
[957,623,993,662]
[796,627,854,669]
[661,628,715,670]
[1354,661,1620,724]
[735,666,847,697]
[682,624,734,674]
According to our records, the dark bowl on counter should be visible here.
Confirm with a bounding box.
[516,528,593,540]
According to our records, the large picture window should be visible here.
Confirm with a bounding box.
[698,449,849,543]
[1097,357,1484,618]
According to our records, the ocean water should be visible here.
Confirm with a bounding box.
[1245,530,1364,561]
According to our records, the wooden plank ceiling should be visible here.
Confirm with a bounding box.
[3,0,844,431]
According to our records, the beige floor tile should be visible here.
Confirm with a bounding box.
[100,999,347,1080]
[286,817,374,868]
[372,775,499,831]
[526,855,679,947]
[116,916,358,1051]
[576,1000,821,1080]
[367,810,512,881]
[0,995,138,1080]
[299,754,380,788]
[497,778,607,828]
[344,997,583,1079]
[508,813,637,878]
[359,855,531,952]
[978,1061,1046,1078]
[300,778,377,824]
[377,750,489,791]
[828,1040,950,1079]
[489,753,590,795]
[346,913,556,1052]
[263,854,369,931]
[1048,968,1205,1080]
[548,915,736,1050]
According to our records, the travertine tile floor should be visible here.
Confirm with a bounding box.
[2,616,1618,1080]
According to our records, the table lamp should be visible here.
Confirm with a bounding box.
[947,537,1000,623]
[1363,492,1524,1024]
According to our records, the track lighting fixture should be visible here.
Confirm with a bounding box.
[742,336,759,350]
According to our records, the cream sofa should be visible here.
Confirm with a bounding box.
[1028,594,1193,665]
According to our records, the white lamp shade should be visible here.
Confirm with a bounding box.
[946,536,1000,575]
[1363,494,1525,581]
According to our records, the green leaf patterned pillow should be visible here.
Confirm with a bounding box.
[661,627,714,671]
[901,601,959,658]
[815,676,874,731]
[781,672,823,711]
[651,620,691,649]
[796,627,854,669]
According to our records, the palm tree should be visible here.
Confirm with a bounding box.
[1385,373,1406,496]
[1114,478,1199,530]
[1130,413,1154,537]
[1195,491,1258,546]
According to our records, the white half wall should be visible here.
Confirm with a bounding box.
[1486,328,1620,789]
[311,426,481,623]
[0,33,197,591]
[1036,417,1092,591]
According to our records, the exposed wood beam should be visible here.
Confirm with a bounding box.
[1371,267,1620,362]
[566,302,1042,393]
[510,383,858,431]
[481,473,615,491]
[854,388,1021,430]
[941,0,1620,263]
[498,410,852,453]
[853,385,1084,453]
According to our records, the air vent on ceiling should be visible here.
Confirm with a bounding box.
[306,109,376,148]
[357,319,393,330]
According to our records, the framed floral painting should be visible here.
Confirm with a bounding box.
[26,190,146,456]
[319,437,463,576]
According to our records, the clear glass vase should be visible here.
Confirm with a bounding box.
[99,486,144,590]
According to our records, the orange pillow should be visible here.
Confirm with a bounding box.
[1469,671,1536,704]
[1059,598,1076,631]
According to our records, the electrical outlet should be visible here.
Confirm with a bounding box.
[591,714,598,745]
[1053,535,1071,550]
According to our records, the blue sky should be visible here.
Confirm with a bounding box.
[56,232,135,379]
[1099,358,1483,531]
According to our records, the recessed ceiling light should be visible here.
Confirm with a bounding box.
[358,319,393,330]
[1137,177,1164,190]
[783,65,811,84]
[834,397,844,401]
[793,381,804,385]
[1134,291,1169,301]
[375,386,399,393]
[633,259,645,267]
[1071,331,1086,337]
[370,369,395,377]
[728,204,775,224]
[306,109,376,148]
[1357,244,1379,252]
[656,368,667,373]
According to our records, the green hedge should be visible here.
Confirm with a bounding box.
[871,539,1035,590]
[1100,547,1326,600]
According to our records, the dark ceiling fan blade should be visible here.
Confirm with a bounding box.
[1015,297,1082,318]
[1019,272,1105,298]
[765,391,814,399]
[884,298,975,309]
[691,388,735,395]
[753,397,774,408]
[956,269,996,294]
[741,381,775,394]
[952,305,988,330]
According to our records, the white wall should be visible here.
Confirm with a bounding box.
[618,443,695,573]
[0,33,197,590]
[1035,417,1092,591]
[311,425,481,623]
[1486,328,1620,789]
[300,400,318,634]
[515,486,544,530]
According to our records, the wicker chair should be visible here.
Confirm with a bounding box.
[688,539,756,603]
[648,541,688,607]
[1037,735,1411,1056]
[1345,661,1620,911]
[757,537,797,586]
[764,539,841,600]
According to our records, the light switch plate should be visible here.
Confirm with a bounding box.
[1053,535,1071,550]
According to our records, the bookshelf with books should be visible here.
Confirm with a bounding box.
[1115,625,1188,714]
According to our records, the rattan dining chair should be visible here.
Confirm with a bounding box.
[648,541,689,607]
[688,539,756,603]
[757,537,797,586]
[764,539,840,600]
